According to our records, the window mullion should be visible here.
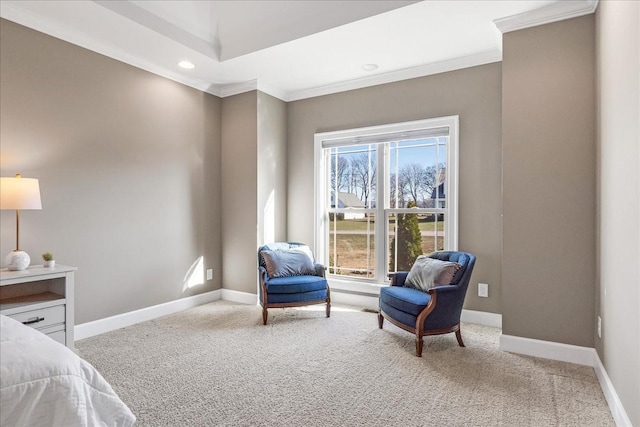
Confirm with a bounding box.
[374,143,386,282]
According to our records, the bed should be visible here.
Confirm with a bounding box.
[0,314,136,426]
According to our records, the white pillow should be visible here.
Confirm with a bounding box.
[405,255,461,292]
[261,249,316,278]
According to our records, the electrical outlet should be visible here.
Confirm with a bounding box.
[478,283,489,298]
[597,316,602,338]
[206,269,213,281]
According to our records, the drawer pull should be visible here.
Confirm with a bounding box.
[23,317,45,325]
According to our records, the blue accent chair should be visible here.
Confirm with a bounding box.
[378,251,476,357]
[258,242,330,325]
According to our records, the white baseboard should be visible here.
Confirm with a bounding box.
[73,288,498,339]
[461,309,502,328]
[500,334,632,426]
[593,351,633,427]
[499,334,595,366]
[75,289,221,340]
[221,289,257,305]
[330,291,503,328]
[331,291,379,311]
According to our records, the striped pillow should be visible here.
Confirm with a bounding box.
[406,255,461,291]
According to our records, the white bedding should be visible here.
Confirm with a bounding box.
[0,314,135,426]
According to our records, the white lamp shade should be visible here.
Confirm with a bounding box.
[0,176,42,210]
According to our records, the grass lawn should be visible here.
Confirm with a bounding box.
[329,234,444,276]
[330,217,445,232]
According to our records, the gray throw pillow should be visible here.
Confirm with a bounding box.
[262,249,316,278]
[405,255,461,292]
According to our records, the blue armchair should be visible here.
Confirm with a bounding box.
[378,251,476,357]
[258,242,330,325]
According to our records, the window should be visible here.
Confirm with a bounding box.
[314,116,458,288]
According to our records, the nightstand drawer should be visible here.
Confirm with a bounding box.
[8,304,65,330]
[44,330,66,346]
[38,324,66,346]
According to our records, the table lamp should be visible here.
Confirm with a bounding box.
[0,173,42,270]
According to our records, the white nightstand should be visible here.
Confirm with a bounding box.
[0,265,77,350]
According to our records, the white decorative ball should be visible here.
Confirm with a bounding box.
[5,251,30,271]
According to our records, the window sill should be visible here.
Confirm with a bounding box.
[326,277,387,296]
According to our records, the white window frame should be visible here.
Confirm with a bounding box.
[314,116,459,293]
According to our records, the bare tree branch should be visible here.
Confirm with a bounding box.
[350,152,376,206]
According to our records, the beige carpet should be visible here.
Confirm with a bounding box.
[76,301,614,426]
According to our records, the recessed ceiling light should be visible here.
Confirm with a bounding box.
[362,63,379,72]
[178,60,195,69]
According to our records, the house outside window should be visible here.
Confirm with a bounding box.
[314,116,459,291]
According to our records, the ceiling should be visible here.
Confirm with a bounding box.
[0,0,597,101]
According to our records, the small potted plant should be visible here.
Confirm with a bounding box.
[42,252,55,268]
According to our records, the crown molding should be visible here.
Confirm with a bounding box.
[256,80,288,102]
[494,0,598,34]
[93,0,220,61]
[213,80,258,98]
[203,50,502,102]
[283,50,502,102]
[212,79,287,101]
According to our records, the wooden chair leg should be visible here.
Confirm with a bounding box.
[326,301,331,318]
[415,336,423,357]
[455,328,465,347]
[378,313,384,329]
[262,307,268,325]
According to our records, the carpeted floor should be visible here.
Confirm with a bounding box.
[76,301,614,426]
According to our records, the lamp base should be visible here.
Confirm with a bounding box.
[5,250,30,271]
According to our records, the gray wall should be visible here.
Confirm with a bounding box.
[0,19,222,324]
[287,64,503,313]
[221,91,258,295]
[596,2,640,425]
[220,90,287,296]
[502,15,596,347]
[257,91,288,246]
